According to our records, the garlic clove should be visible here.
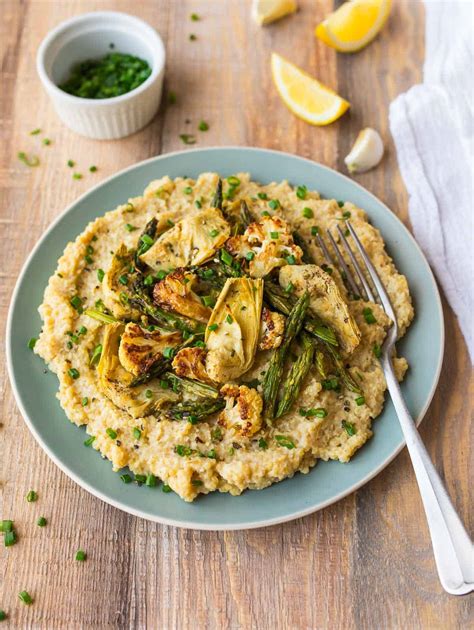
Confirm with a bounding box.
[344,128,384,174]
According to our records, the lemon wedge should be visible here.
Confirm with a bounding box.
[252,0,298,25]
[271,53,350,126]
[315,0,392,53]
[344,128,384,173]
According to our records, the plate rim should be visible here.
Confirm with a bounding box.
[6,146,445,530]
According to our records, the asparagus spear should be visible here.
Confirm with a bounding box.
[264,281,337,346]
[135,217,158,269]
[275,333,315,418]
[240,200,253,228]
[292,230,315,264]
[164,372,220,399]
[211,178,223,210]
[168,397,225,421]
[262,291,309,422]
[326,345,361,394]
[130,277,205,335]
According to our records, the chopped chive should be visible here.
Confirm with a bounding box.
[225,314,233,324]
[144,274,154,286]
[261,210,270,217]
[296,185,307,200]
[209,228,219,237]
[42,138,51,146]
[18,591,33,605]
[342,420,356,436]
[194,339,206,348]
[245,251,255,261]
[89,344,102,366]
[321,264,333,275]
[4,531,16,547]
[73,173,83,180]
[190,12,200,20]
[258,438,268,450]
[373,343,382,358]
[342,210,351,219]
[26,490,38,502]
[163,347,174,359]
[133,427,141,440]
[180,133,196,144]
[18,152,40,167]
[195,199,202,208]
[84,435,95,447]
[0,520,13,533]
[311,225,319,236]
[167,219,175,227]
[257,192,268,200]
[30,128,41,135]
[322,377,339,390]
[201,295,215,307]
[285,254,296,265]
[160,379,169,389]
[162,484,172,493]
[135,474,147,485]
[285,282,294,293]
[68,367,80,379]
[227,176,240,187]
[67,159,75,168]
[221,249,233,266]
[78,326,87,335]
[275,435,295,449]
[125,223,138,232]
[337,200,345,207]
[120,474,132,484]
[37,517,47,527]
[145,389,153,399]
[300,407,328,418]
[118,274,128,285]
[198,120,209,131]
[363,307,377,324]
[268,199,280,210]
[355,396,365,406]
[146,474,156,487]
[97,268,105,282]
[141,234,154,246]
[302,207,314,219]
[184,186,193,194]
[106,428,117,439]
[28,337,37,350]
[75,550,86,561]
[208,323,219,332]
[270,231,279,239]
[89,165,97,172]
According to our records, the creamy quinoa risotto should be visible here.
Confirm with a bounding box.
[35,173,413,501]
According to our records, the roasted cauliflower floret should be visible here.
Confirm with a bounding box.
[97,323,178,418]
[153,269,212,323]
[259,307,285,350]
[118,322,182,376]
[172,347,212,383]
[139,207,231,272]
[218,384,263,437]
[279,264,361,353]
[205,277,263,382]
[226,215,303,278]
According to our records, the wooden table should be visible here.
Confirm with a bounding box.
[1,1,472,628]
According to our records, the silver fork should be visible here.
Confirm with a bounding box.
[325,221,473,596]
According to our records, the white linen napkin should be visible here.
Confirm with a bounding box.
[389,0,474,362]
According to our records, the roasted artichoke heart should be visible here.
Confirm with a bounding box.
[279,264,361,353]
[139,207,231,272]
[103,245,139,319]
[171,347,212,383]
[219,384,263,437]
[226,215,303,278]
[259,307,285,351]
[97,323,178,418]
[204,277,263,382]
[118,322,182,376]
[153,269,212,323]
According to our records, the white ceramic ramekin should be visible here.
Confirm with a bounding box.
[36,11,166,140]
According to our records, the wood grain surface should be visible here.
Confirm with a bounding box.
[1,1,472,628]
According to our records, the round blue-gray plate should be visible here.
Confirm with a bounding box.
[7,147,444,530]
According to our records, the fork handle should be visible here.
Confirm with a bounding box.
[383,355,473,595]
